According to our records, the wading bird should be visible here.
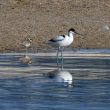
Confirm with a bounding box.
[48,28,80,69]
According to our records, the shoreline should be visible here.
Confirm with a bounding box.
[0,49,110,60]
[0,48,110,78]
[1,48,110,54]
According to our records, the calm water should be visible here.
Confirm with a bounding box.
[0,53,110,110]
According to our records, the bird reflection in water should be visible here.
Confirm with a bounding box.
[19,55,32,65]
[46,69,73,87]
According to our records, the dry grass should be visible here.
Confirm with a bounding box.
[0,0,110,52]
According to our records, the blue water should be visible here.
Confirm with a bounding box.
[0,53,110,110]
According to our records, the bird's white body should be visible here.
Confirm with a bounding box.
[48,31,74,47]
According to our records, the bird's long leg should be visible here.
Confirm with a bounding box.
[57,47,60,69]
[26,47,28,54]
[61,47,64,70]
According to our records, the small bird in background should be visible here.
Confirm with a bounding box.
[19,55,32,65]
[20,38,33,53]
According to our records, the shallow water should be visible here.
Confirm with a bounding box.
[0,53,110,110]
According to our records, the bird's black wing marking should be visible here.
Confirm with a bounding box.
[49,35,65,42]
[49,39,55,42]
[62,35,65,38]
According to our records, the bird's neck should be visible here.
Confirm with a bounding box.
[68,32,74,38]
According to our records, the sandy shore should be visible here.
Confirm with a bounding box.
[0,0,110,52]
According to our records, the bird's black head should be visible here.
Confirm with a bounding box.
[68,28,81,35]
[68,28,76,33]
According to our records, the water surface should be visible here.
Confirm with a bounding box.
[0,53,110,110]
